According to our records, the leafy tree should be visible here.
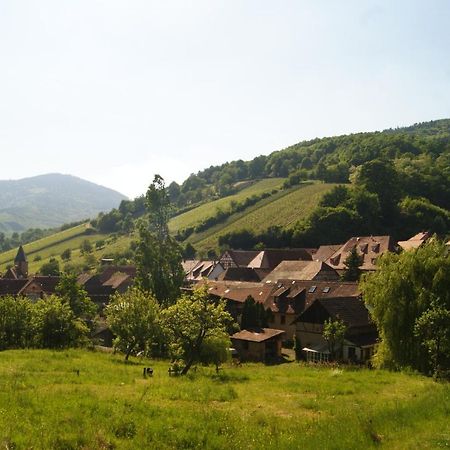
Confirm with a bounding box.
[198,333,231,371]
[40,258,60,276]
[32,296,89,349]
[56,274,96,320]
[0,296,34,350]
[80,239,93,255]
[354,159,401,223]
[161,285,235,374]
[361,240,450,373]
[105,287,161,361]
[414,299,450,378]
[323,318,347,361]
[341,245,364,281]
[136,175,184,306]
[183,242,197,259]
[61,249,72,261]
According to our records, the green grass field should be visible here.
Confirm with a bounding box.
[168,178,285,233]
[190,182,336,252]
[0,349,448,449]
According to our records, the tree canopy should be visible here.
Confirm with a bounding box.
[361,240,450,375]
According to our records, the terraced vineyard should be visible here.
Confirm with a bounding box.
[168,178,284,233]
[188,182,336,252]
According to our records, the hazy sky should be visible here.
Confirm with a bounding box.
[1,1,449,198]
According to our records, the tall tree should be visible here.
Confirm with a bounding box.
[341,245,364,281]
[361,240,450,373]
[105,287,161,361]
[161,285,235,375]
[136,175,184,306]
[323,318,347,361]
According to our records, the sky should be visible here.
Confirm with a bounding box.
[1,0,449,198]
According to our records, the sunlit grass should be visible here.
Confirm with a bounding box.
[0,349,448,449]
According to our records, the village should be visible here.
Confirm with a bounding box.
[1,230,440,366]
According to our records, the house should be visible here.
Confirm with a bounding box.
[0,275,60,300]
[325,236,396,272]
[77,265,136,308]
[292,296,377,363]
[218,248,313,271]
[262,260,339,283]
[204,279,360,342]
[263,280,360,341]
[185,260,224,283]
[231,328,285,362]
[398,231,432,251]
[219,250,261,269]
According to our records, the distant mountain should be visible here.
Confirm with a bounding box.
[0,174,127,233]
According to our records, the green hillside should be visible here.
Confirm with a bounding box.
[169,178,284,233]
[0,349,448,449]
[188,182,335,252]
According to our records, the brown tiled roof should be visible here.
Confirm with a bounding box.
[248,249,312,270]
[102,272,131,289]
[231,328,285,342]
[325,236,396,270]
[398,231,431,251]
[182,259,200,274]
[217,267,267,282]
[99,266,136,283]
[293,296,371,328]
[262,260,339,282]
[205,280,274,304]
[314,245,342,262]
[222,250,260,267]
[0,279,29,295]
[29,276,61,294]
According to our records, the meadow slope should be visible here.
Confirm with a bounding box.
[0,349,448,449]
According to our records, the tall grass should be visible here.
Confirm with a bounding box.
[0,349,448,449]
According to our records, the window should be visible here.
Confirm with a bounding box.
[308,286,317,293]
[280,315,286,325]
[322,287,330,293]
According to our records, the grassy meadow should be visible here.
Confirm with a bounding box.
[0,349,448,449]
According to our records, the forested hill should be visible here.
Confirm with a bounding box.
[96,118,449,252]
[166,118,450,209]
[0,174,127,234]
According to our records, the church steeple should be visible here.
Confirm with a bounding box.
[14,246,28,278]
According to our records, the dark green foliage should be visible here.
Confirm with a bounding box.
[40,258,60,276]
[183,242,197,259]
[56,274,96,319]
[240,296,269,329]
[0,296,34,350]
[414,300,450,378]
[61,248,71,261]
[341,246,364,281]
[361,240,450,374]
[32,296,89,349]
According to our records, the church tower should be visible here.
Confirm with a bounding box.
[14,245,28,278]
